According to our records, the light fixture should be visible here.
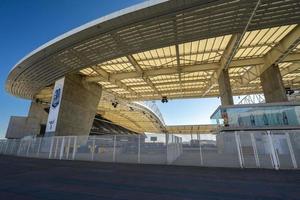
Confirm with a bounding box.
[112,101,118,108]
[161,96,168,103]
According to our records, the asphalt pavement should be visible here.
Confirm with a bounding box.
[0,155,299,200]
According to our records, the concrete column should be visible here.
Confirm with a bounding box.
[218,69,234,106]
[26,101,49,134]
[260,64,287,103]
[53,74,102,136]
[5,101,48,139]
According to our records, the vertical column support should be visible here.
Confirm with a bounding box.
[285,132,298,169]
[66,137,71,159]
[199,134,203,165]
[91,136,95,161]
[59,136,65,160]
[166,133,169,164]
[72,136,77,160]
[260,64,287,103]
[250,133,260,168]
[54,138,59,158]
[17,140,22,156]
[138,135,141,164]
[10,140,15,154]
[235,132,244,168]
[0,141,3,154]
[49,137,54,159]
[218,69,234,106]
[37,138,42,157]
[113,135,116,162]
[26,139,31,157]
[267,131,280,170]
[4,140,9,154]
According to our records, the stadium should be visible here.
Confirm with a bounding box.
[1,0,300,170]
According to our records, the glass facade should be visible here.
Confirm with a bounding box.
[211,103,300,128]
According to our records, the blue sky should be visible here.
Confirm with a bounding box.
[0,0,229,138]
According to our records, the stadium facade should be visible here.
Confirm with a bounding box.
[2,0,300,169]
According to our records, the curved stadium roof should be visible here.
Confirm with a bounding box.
[6,0,300,101]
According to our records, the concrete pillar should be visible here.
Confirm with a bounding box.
[25,101,49,135]
[218,69,234,106]
[260,64,287,103]
[5,102,48,139]
[48,74,102,136]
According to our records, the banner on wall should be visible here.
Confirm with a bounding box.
[45,77,65,133]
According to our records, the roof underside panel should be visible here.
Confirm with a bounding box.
[6,0,300,101]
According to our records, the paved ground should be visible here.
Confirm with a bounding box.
[0,155,299,200]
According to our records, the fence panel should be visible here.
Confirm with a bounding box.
[0,140,6,154]
[60,136,76,160]
[172,134,201,166]
[140,133,167,164]
[93,135,115,162]
[49,137,63,159]
[202,133,240,168]
[288,130,300,169]
[38,137,52,158]
[74,136,92,161]
[269,130,294,169]
[0,131,299,170]
[27,138,41,157]
[238,132,258,168]
[252,132,274,169]
[115,135,139,164]
[17,140,30,157]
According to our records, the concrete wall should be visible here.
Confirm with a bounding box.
[6,102,48,139]
[260,65,287,103]
[26,102,48,135]
[5,117,28,139]
[53,74,102,136]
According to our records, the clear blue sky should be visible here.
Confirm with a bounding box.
[0,0,238,138]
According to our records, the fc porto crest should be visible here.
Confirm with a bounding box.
[51,88,61,108]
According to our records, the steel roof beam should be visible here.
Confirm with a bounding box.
[86,52,300,83]
[239,25,300,85]
[202,0,261,97]
[218,0,261,75]
[86,63,219,82]
[126,55,162,97]
[91,66,142,98]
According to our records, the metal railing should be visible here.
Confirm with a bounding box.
[0,131,299,170]
[238,94,265,104]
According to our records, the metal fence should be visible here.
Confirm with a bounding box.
[0,131,299,170]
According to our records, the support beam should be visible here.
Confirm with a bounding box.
[127,87,263,101]
[264,26,300,72]
[87,63,219,82]
[126,55,161,96]
[281,62,300,76]
[260,64,287,103]
[240,25,300,85]
[218,34,241,74]
[203,0,261,99]
[217,0,261,76]
[175,44,183,95]
[92,66,141,98]
[85,52,300,83]
[218,69,234,105]
[293,76,300,83]
[46,74,102,136]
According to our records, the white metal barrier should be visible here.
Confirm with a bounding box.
[0,131,299,170]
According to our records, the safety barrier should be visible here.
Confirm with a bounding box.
[0,131,299,170]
